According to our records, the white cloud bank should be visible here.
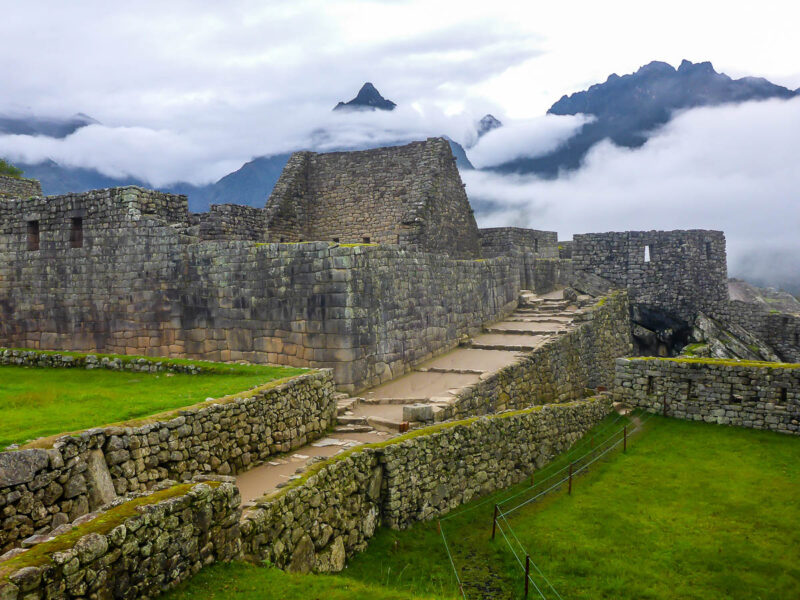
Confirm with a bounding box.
[464,97,800,284]
[467,114,592,167]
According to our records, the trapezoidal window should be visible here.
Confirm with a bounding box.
[644,244,651,263]
[534,238,539,253]
[705,241,712,259]
[70,217,83,248]
[363,236,371,243]
[27,220,39,251]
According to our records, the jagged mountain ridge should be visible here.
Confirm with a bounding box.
[491,59,798,177]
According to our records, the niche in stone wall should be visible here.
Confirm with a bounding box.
[363,236,371,243]
[70,217,83,248]
[27,220,39,250]
[705,241,712,259]
[534,238,539,253]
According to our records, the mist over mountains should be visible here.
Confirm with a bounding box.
[489,59,798,177]
[1,61,798,294]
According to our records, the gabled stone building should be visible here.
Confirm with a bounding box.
[262,137,482,258]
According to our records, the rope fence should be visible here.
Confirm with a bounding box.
[489,410,657,597]
[436,409,656,599]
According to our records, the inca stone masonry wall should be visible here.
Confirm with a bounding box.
[0,176,41,200]
[240,396,612,572]
[480,227,558,259]
[263,138,482,258]
[0,369,335,553]
[1,397,610,597]
[450,291,632,419]
[191,204,267,242]
[708,300,800,363]
[614,357,800,435]
[572,230,728,319]
[0,349,206,374]
[0,188,521,390]
[0,481,241,600]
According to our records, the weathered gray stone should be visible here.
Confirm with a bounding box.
[287,534,315,574]
[0,450,50,487]
[85,450,116,510]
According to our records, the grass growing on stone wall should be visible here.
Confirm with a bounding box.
[0,364,306,448]
[632,356,800,369]
[0,482,212,581]
[339,416,800,599]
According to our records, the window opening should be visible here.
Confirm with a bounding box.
[644,244,651,263]
[363,236,371,243]
[27,220,39,251]
[70,217,83,248]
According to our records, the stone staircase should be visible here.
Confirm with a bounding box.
[335,288,590,433]
[236,287,594,503]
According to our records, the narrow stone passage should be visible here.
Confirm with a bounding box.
[235,287,589,504]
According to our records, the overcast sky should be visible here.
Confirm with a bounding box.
[0,0,798,282]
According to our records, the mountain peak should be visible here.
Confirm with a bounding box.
[333,82,397,111]
[477,114,502,137]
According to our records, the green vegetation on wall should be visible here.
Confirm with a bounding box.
[0,159,23,178]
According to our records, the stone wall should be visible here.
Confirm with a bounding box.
[0,349,205,374]
[451,291,632,418]
[480,229,566,292]
[382,397,611,528]
[0,370,335,553]
[0,198,519,390]
[523,257,574,294]
[194,204,267,241]
[0,481,241,600]
[263,138,482,258]
[240,396,612,571]
[614,357,800,435]
[0,176,41,200]
[480,227,558,259]
[708,300,800,362]
[572,230,728,319]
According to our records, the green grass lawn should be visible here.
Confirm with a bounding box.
[0,362,306,448]
[164,415,800,599]
[163,562,439,600]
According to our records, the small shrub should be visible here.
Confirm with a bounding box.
[0,158,23,178]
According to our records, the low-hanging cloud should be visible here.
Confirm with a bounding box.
[0,101,487,187]
[466,113,592,167]
[464,97,800,288]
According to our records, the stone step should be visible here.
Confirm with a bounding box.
[415,366,484,375]
[336,397,361,415]
[484,327,563,336]
[360,397,430,405]
[336,415,368,426]
[366,415,410,433]
[470,341,541,352]
[333,424,375,434]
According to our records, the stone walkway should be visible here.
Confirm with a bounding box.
[236,288,589,504]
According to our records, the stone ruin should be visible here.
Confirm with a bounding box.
[0,138,798,598]
[0,137,797,391]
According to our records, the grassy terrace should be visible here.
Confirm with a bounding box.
[164,415,800,600]
[0,355,306,448]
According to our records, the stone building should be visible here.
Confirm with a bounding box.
[262,137,482,258]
